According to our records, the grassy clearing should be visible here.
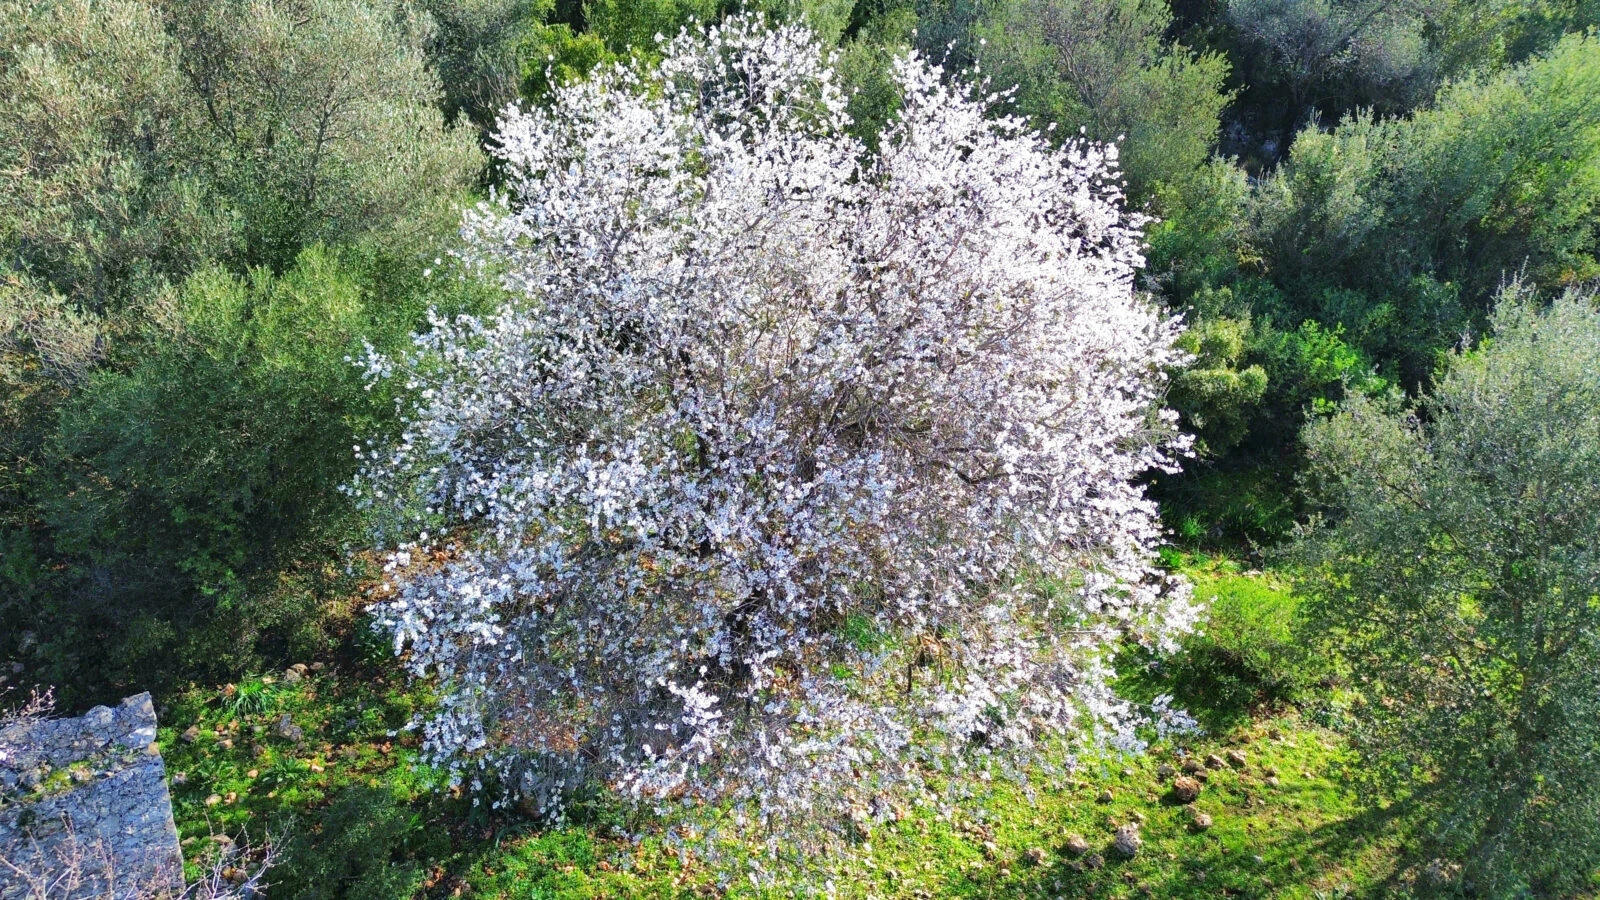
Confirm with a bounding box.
[156,563,1436,898]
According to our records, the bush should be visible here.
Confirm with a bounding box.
[3,248,495,700]
[273,786,435,900]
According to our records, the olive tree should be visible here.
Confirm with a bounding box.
[1295,284,1600,894]
[974,0,1233,198]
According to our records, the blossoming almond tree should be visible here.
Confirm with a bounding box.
[352,15,1196,848]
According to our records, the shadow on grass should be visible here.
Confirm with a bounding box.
[945,791,1419,900]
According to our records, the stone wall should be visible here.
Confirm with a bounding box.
[0,693,183,899]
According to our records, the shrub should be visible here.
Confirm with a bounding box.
[4,248,494,699]
[356,16,1197,850]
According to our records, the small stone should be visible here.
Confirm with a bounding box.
[217,738,233,750]
[1265,775,1281,788]
[981,840,999,859]
[1181,758,1204,775]
[1188,809,1213,831]
[1063,834,1090,857]
[224,791,238,804]
[1204,754,1226,769]
[272,714,304,743]
[309,762,325,774]
[1083,852,1104,870]
[1120,767,1134,777]
[1171,775,1203,803]
[246,769,259,779]
[309,662,325,672]
[1156,763,1175,779]
[283,668,303,684]
[1262,766,1279,777]
[205,794,223,806]
[1023,847,1047,866]
[1130,810,1146,824]
[171,772,188,785]
[181,725,201,743]
[1111,824,1141,859]
[1096,789,1114,803]
[1225,749,1247,768]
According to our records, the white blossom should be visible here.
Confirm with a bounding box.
[353,14,1195,854]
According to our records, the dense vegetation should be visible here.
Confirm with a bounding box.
[3,0,1599,895]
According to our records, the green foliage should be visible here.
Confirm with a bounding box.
[1252,32,1600,384]
[519,23,614,99]
[0,0,231,316]
[423,0,555,132]
[1169,316,1267,456]
[586,0,719,55]
[274,786,433,900]
[1295,285,1600,894]
[3,248,495,700]
[973,0,1234,197]
[161,0,484,270]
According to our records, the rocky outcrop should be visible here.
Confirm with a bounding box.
[0,693,182,898]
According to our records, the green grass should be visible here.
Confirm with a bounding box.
[156,563,1444,899]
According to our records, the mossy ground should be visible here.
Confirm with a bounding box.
[152,565,1479,898]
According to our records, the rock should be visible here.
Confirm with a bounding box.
[171,772,187,786]
[1111,824,1141,859]
[1063,834,1090,857]
[309,662,325,672]
[272,714,304,743]
[980,840,999,859]
[283,668,303,684]
[246,769,259,779]
[1187,808,1213,831]
[1265,775,1281,788]
[1171,775,1202,803]
[216,738,233,750]
[1262,766,1279,777]
[1181,758,1204,775]
[1424,859,1461,887]
[1120,767,1134,777]
[205,794,223,806]
[1082,852,1104,870]
[181,725,201,743]
[1023,847,1047,866]
[1096,789,1114,803]
[1225,749,1247,768]
[1129,810,1146,824]
[1204,754,1226,770]
[1156,763,1175,779]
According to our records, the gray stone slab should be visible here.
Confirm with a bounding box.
[1,693,183,899]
